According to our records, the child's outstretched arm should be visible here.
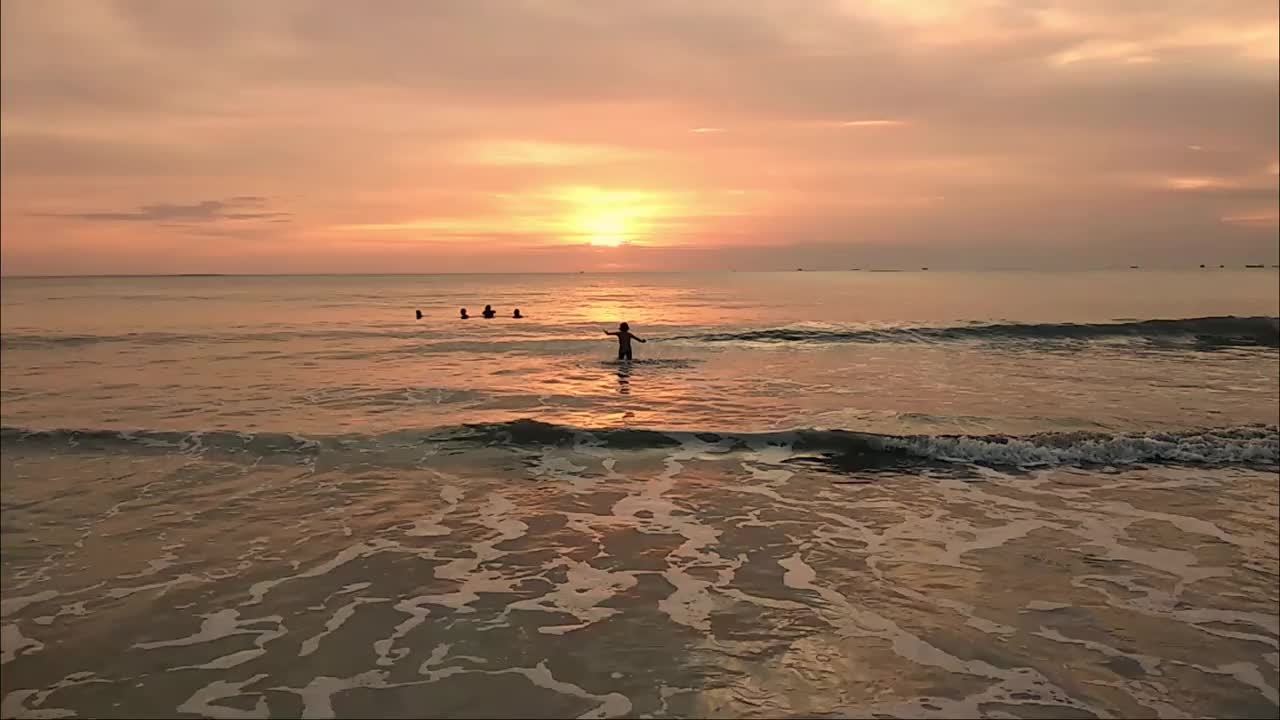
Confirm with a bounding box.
[603,330,618,336]
[634,335,646,343]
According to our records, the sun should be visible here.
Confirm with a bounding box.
[558,186,676,247]
[582,213,629,247]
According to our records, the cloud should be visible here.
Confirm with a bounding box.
[1163,176,1235,190]
[1154,175,1278,200]
[1,0,1277,273]
[40,197,290,223]
[458,140,643,166]
[1050,41,1157,66]
[1220,212,1279,227]
[841,120,907,127]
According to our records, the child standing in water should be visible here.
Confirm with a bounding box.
[604,322,646,361]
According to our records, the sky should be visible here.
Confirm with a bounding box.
[1,0,1277,275]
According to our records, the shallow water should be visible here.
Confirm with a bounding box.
[2,271,1278,718]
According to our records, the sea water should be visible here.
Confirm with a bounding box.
[2,271,1277,718]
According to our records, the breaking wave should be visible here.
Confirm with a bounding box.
[3,421,1275,469]
[668,316,1280,348]
[3,316,1275,350]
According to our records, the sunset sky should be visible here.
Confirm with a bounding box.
[2,0,1277,274]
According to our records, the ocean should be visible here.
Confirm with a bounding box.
[1,270,1277,718]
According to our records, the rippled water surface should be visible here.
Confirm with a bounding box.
[2,271,1278,718]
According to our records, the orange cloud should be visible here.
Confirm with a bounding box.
[1221,212,1280,227]
[838,120,908,128]
[458,140,643,166]
[1162,177,1236,191]
[2,0,1276,274]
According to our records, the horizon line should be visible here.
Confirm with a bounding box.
[4,266,1279,279]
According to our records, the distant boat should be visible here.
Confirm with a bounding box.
[796,268,804,271]
[1245,264,1264,268]
[920,267,929,271]
[1129,265,1140,269]
[1199,264,1206,268]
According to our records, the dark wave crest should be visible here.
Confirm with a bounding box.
[3,421,1275,469]
[668,316,1280,348]
[3,317,1275,351]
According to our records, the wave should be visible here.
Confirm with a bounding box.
[3,421,1275,470]
[3,317,1275,351]
[668,316,1280,348]
[0,328,427,349]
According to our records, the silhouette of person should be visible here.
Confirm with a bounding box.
[459,308,469,319]
[604,322,646,361]
[482,305,496,319]
[416,310,423,319]
[512,308,524,318]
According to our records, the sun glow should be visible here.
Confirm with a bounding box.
[329,184,719,249]
[562,187,669,247]
[582,213,628,246]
